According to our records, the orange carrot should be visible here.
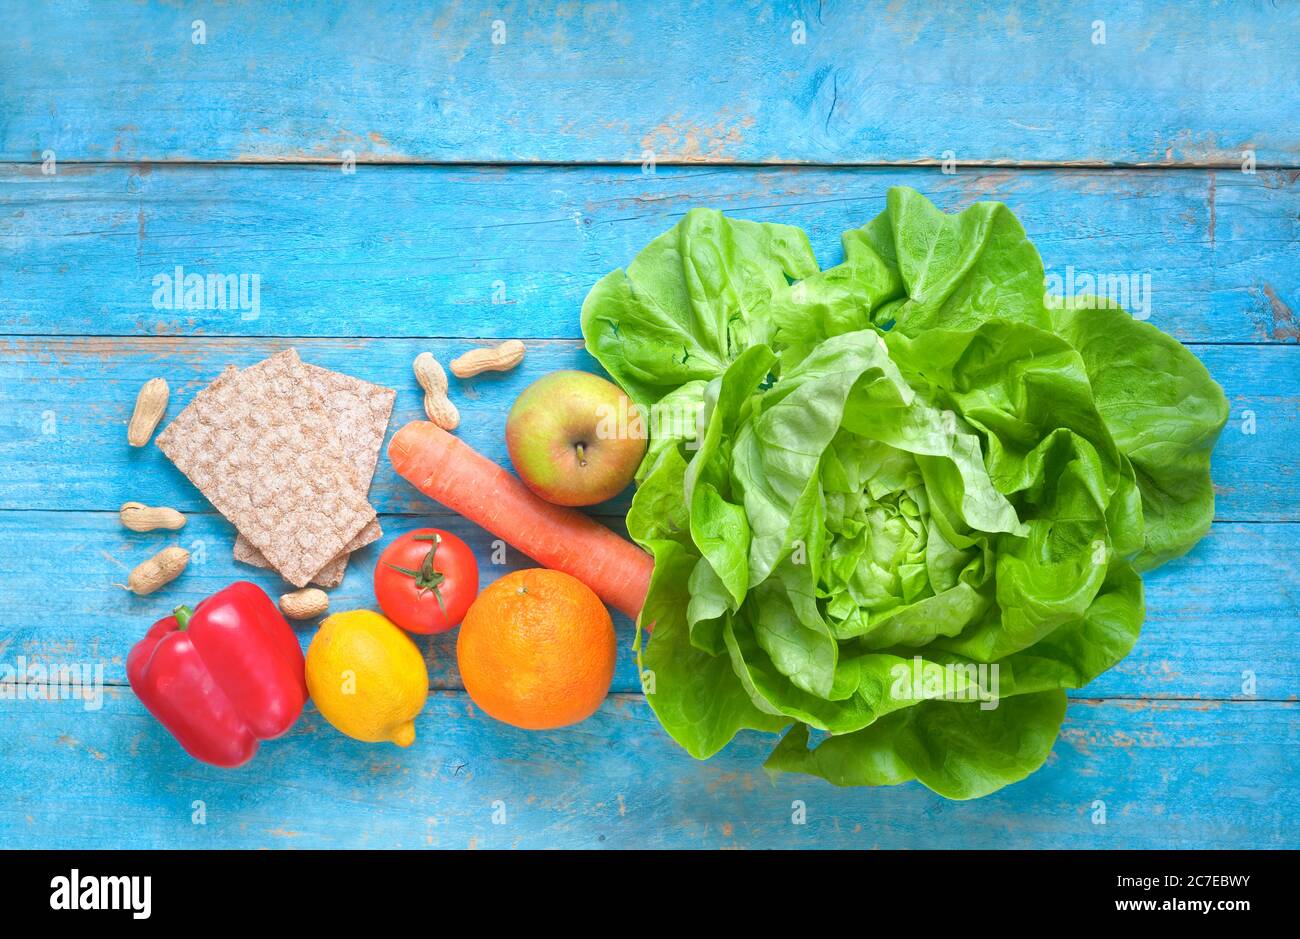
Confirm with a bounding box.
[388,421,652,620]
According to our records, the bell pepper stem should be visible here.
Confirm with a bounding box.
[174,605,194,631]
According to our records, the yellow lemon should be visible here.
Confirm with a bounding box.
[306,610,429,747]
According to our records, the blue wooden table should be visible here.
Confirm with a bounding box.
[1,1,1296,849]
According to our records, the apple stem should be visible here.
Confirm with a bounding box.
[575,443,587,466]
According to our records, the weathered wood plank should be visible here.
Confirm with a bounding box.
[1,0,1293,855]
[1,164,1296,343]
[0,510,1292,701]
[2,1,1296,166]
[0,508,638,694]
[1,338,1292,521]
[0,337,626,514]
[0,692,1293,849]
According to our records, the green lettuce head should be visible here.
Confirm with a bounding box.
[581,188,1228,799]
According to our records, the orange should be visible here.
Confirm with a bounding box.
[457,568,616,730]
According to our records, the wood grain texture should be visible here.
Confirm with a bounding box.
[0,508,631,693]
[1,509,1294,700]
[1,337,1292,520]
[3,164,1296,343]
[2,0,1297,166]
[2,1,1296,851]
[0,692,1293,849]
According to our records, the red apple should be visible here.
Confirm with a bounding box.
[505,371,647,507]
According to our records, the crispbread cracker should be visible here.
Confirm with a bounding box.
[233,362,395,585]
[156,349,377,587]
[232,525,376,588]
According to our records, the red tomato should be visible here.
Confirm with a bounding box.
[374,528,479,634]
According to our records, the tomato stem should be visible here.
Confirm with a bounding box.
[384,534,447,614]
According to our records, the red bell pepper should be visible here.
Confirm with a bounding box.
[127,581,307,768]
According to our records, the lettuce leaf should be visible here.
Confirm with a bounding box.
[580,209,820,410]
[585,187,1227,799]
